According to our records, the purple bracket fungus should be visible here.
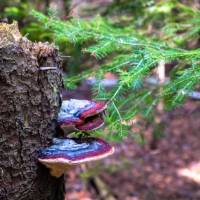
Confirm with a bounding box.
[57,99,107,131]
[38,99,114,178]
[38,138,114,177]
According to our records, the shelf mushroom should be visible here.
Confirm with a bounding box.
[38,99,114,177]
[38,138,114,177]
[57,99,107,131]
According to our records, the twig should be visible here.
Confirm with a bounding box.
[40,67,57,70]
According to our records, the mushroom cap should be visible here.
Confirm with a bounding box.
[79,101,107,119]
[38,138,114,177]
[58,99,107,131]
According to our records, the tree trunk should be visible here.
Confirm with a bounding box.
[0,22,64,200]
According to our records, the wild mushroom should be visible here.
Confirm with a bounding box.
[58,99,107,132]
[38,137,114,177]
[38,99,114,177]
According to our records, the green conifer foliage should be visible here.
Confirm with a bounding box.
[31,5,200,140]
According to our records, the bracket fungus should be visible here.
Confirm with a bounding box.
[38,99,114,178]
[38,138,114,177]
[58,99,107,131]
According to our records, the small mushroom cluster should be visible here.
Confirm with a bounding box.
[38,99,114,177]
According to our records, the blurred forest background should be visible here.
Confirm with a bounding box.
[1,0,200,199]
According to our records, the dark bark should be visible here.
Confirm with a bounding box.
[0,23,64,200]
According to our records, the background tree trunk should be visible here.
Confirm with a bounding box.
[0,22,64,200]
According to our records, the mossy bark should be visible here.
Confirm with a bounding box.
[0,23,64,200]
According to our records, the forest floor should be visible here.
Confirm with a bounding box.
[64,1,200,199]
[65,100,200,200]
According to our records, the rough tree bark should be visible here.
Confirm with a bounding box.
[0,22,64,200]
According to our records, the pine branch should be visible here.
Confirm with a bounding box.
[31,9,200,140]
